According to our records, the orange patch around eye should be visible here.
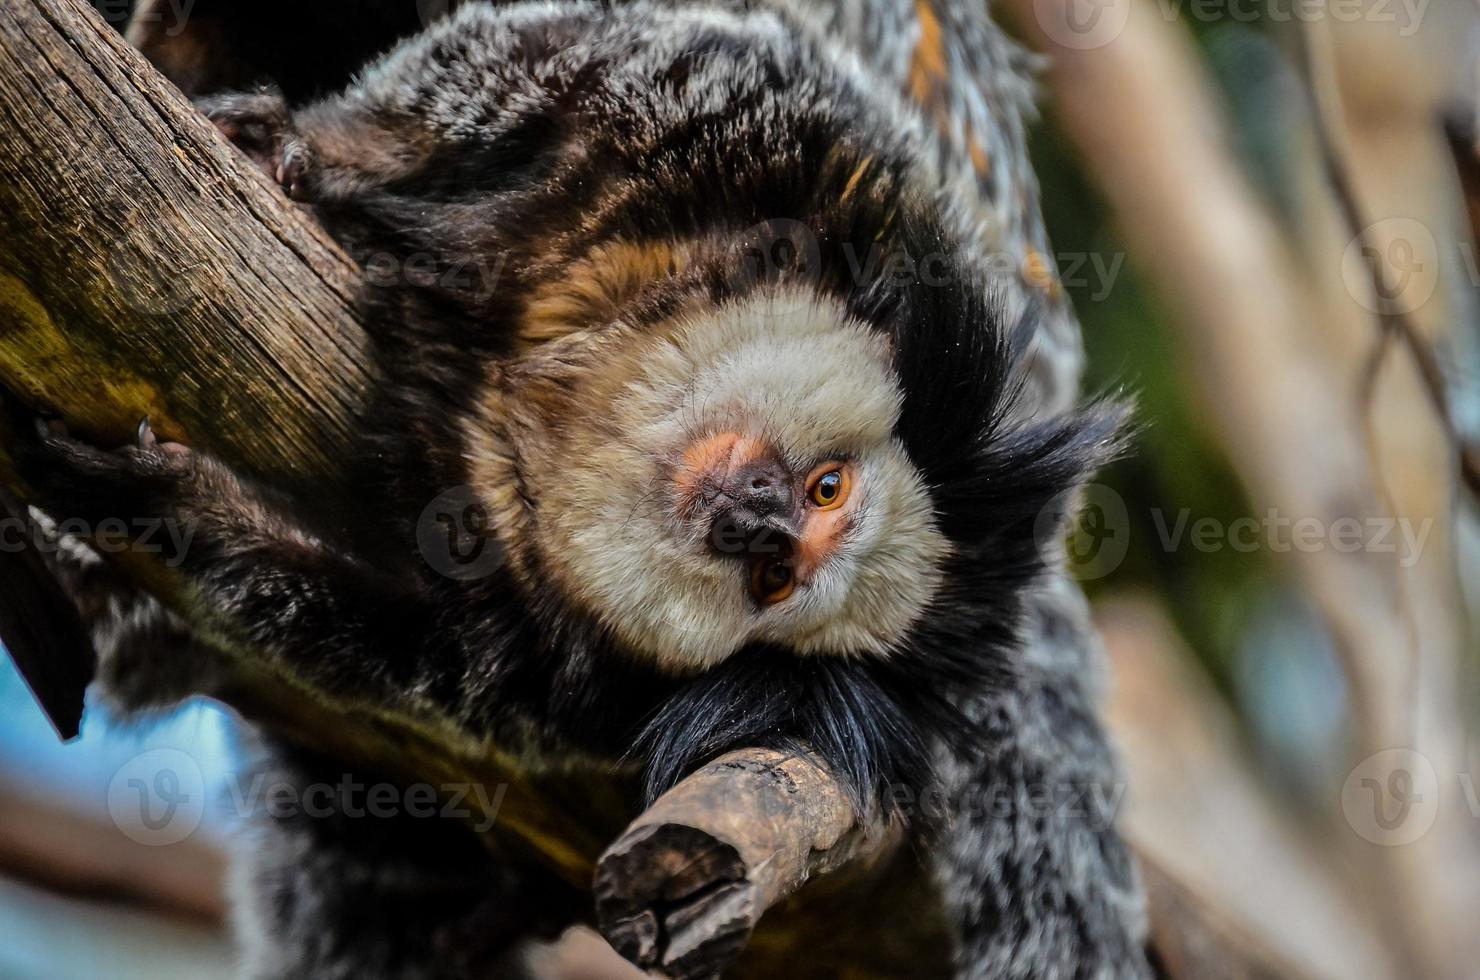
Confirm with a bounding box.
[679,433,738,478]
[804,462,851,511]
[795,463,857,577]
[795,507,851,579]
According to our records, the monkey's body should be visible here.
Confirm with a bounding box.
[12,2,1149,977]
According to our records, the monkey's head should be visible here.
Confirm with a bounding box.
[424,17,1124,801]
[483,288,950,672]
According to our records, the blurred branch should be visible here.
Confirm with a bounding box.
[1099,595,1393,980]
[1139,854,1316,980]
[1298,12,1480,497]
[1001,0,1395,780]
[0,777,225,925]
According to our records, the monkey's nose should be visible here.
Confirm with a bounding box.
[731,457,794,518]
[707,457,798,557]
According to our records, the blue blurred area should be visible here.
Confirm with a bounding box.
[0,877,233,980]
[0,644,239,979]
[0,642,239,830]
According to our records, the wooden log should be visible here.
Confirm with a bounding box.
[594,749,867,978]
[0,0,368,489]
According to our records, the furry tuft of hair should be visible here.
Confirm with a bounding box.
[636,649,934,812]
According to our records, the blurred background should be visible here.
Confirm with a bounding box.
[2,0,1477,977]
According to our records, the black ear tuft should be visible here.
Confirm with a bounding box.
[934,395,1132,548]
[887,281,1017,482]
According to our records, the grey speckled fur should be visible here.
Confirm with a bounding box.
[933,575,1148,979]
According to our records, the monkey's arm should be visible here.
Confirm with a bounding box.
[932,580,1151,978]
[12,421,433,709]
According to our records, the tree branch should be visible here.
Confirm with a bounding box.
[594,749,867,977]
[0,0,369,486]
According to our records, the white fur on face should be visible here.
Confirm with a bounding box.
[536,289,949,672]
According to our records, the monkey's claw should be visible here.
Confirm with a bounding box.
[275,141,312,202]
[134,417,191,458]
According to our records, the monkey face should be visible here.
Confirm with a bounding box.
[476,288,949,673]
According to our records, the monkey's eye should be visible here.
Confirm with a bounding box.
[806,465,849,511]
[750,557,795,605]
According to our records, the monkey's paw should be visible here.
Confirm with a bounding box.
[199,91,313,201]
[594,822,759,980]
[12,416,201,556]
